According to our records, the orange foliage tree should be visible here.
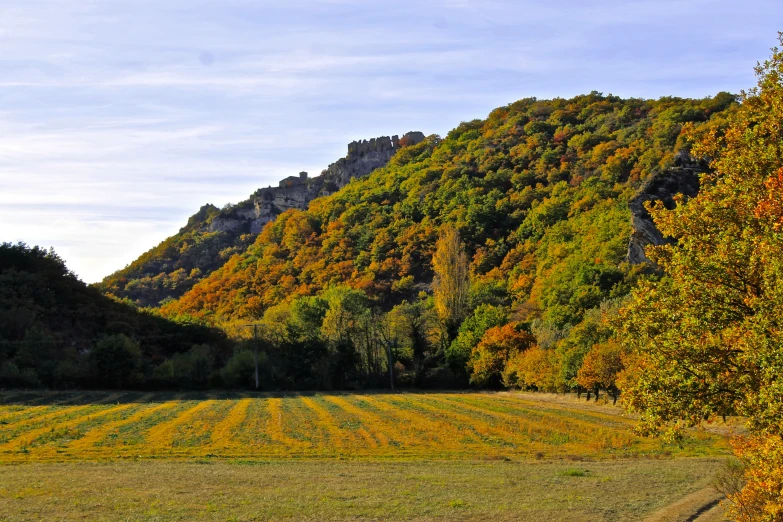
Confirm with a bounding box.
[468,324,535,386]
[575,340,623,402]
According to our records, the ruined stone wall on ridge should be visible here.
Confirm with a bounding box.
[243,131,426,232]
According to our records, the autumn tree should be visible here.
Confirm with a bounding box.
[616,36,783,520]
[469,323,535,387]
[575,340,623,403]
[432,224,471,341]
[503,345,560,391]
[446,304,507,379]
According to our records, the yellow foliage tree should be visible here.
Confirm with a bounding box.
[503,345,561,391]
[432,224,471,339]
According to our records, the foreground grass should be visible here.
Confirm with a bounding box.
[0,458,726,521]
[0,391,728,462]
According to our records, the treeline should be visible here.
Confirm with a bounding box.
[0,233,620,394]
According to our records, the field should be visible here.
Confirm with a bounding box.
[0,459,729,521]
[0,390,726,462]
[0,391,732,521]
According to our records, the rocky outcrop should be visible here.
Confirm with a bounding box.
[98,131,426,307]
[182,131,426,238]
[627,151,704,264]
[243,131,425,233]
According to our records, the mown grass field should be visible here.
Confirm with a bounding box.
[0,459,728,522]
[0,391,732,521]
[0,390,727,462]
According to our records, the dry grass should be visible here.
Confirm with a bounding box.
[0,390,729,462]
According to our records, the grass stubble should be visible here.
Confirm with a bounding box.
[0,391,732,521]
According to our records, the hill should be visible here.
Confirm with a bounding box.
[162,92,736,326]
[145,92,737,390]
[97,132,425,307]
[0,242,227,389]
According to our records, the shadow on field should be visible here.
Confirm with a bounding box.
[0,389,472,406]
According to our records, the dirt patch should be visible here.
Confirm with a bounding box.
[643,486,728,522]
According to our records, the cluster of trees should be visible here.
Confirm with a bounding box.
[0,242,229,389]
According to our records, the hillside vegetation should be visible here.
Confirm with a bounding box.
[158,91,735,390]
[96,203,256,307]
[166,93,735,323]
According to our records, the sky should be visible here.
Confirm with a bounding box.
[1,0,780,283]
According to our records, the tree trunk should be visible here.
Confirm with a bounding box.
[253,345,259,390]
[385,342,395,391]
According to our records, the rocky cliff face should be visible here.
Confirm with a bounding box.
[627,151,704,264]
[209,131,426,235]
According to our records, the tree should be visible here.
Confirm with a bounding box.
[503,345,560,391]
[220,348,261,388]
[575,340,623,403]
[469,323,535,387]
[616,36,783,520]
[14,326,57,387]
[388,297,439,386]
[91,334,144,388]
[724,436,783,521]
[321,286,369,388]
[432,224,471,341]
[446,304,507,377]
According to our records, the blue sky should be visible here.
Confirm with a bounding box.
[1,0,780,283]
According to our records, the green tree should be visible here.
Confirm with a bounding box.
[220,348,262,388]
[14,326,57,387]
[91,334,144,388]
[388,297,439,386]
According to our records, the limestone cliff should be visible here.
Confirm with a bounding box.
[206,132,425,235]
[626,151,704,264]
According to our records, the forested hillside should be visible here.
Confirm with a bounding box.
[157,91,736,389]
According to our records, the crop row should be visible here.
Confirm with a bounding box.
[0,391,727,462]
